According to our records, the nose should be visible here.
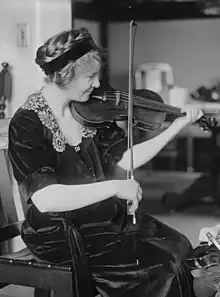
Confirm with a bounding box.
[93,76,100,89]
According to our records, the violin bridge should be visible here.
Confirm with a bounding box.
[102,92,107,101]
[116,91,120,106]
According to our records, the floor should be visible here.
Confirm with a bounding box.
[1,170,220,297]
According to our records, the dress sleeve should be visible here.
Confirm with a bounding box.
[95,121,127,178]
[8,110,57,204]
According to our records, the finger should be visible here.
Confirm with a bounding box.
[138,189,142,198]
[197,109,204,119]
[129,200,138,213]
[192,108,202,119]
[188,108,203,123]
[137,191,142,202]
[139,186,143,194]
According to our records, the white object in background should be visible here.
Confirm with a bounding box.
[135,62,189,107]
[135,63,174,93]
[169,86,189,108]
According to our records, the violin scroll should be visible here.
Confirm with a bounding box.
[198,115,217,132]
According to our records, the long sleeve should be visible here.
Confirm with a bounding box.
[94,121,127,178]
[8,109,57,203]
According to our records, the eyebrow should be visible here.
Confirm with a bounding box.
[87,69,100,77]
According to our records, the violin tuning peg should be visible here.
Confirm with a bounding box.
[211,117,218,127]
[200,123,209,132]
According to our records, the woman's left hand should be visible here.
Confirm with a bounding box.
[173,105,203,128]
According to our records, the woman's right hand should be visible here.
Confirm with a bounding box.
[114,179,143,213]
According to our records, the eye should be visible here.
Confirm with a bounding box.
[87,71,99,80]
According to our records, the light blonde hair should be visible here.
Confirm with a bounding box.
[35,28,102,89]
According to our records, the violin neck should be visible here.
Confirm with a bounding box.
[105,90,184,117]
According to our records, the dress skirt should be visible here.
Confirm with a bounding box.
[21,200,195,297]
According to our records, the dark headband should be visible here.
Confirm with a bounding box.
[38,37,96,75]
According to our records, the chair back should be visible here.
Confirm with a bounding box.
[0,118,26,254]
[0,117,25,223]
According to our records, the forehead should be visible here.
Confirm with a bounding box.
[75,52,101,77]
[86,60,101,75]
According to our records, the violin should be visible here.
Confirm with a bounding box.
[70,83,217,132]
[187,242,220,273]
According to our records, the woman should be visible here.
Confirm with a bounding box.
[8,27,202,297]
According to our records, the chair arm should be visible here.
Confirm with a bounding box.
[0,221,23,242]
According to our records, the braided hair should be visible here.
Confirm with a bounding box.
[35,28,102,89]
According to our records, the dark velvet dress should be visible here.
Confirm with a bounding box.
[8,90,196,297]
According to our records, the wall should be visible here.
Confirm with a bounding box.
[2,3,220,114]
[74,19,100,44]
[108,19,220,94]
[0,2,72,295]
[0,0,72,254]
[0,0,71,117]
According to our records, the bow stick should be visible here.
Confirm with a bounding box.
[127,20,137,224]
[127,21,139,267]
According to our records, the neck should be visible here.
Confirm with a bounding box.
[42,84,83,146]
[42,83,72,117]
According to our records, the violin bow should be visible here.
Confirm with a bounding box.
[127,20,137,224]
[127,21,140,267]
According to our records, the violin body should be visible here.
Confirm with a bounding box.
[70,83,217,132]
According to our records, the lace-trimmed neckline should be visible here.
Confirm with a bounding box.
[21,90,97,153]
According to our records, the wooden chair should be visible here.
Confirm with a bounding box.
[0,119,94,297]
[0,221,74,297]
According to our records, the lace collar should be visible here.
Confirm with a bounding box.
[21,90,97,153]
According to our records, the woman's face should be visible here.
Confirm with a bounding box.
[69,60,101,102]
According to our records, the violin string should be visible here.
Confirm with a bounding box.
[103,91,183,115]
[101,92,214,131]
[119,92,179,113]
[104,91,180,112]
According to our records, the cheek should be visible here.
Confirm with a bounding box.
[80,79,90,90]
[76,83,86,95]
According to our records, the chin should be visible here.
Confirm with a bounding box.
[81,93,90,102]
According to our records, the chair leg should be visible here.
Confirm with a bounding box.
[34,288,51,297]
